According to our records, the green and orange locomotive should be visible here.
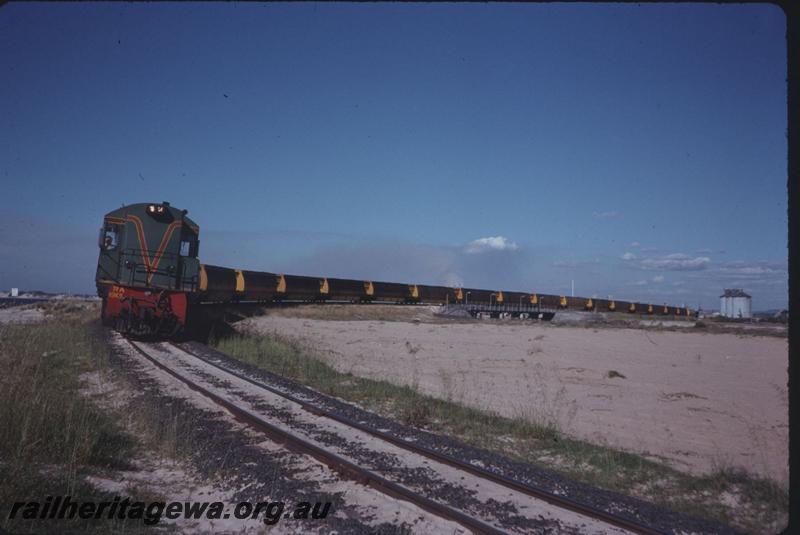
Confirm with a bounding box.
[96,202,200,336]
[96,202,694,337]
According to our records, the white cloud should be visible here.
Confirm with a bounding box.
[627,253,711,271]
[685,261,787,285]
[716,262,785,276]
[628,241,641,248]
[464,236,519,254]
[592,210,620,220]
[652,275,665,283]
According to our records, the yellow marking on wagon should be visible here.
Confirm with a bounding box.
[199,265,208,291]
[276,275,286,294]
[235,270,245,293]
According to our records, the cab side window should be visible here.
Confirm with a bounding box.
[99,223,121,251]
[179,229,199,257]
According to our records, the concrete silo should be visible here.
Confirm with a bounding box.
[719,289,752,319]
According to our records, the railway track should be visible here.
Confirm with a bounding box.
[125,337,667,535]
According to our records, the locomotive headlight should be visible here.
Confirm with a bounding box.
[148,204,166,214]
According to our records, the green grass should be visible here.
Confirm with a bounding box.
[0,305,165,534]
[214,331,788,534]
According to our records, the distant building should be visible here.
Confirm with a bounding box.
[773,309,789,323]
[10,288,18,297]
[720,289,752,319]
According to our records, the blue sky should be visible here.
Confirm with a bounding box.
[0,3,788,310]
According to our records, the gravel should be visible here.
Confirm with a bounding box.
[107,334,419,534]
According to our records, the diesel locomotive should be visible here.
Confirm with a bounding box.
[96,202,693,337]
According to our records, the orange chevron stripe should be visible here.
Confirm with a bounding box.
[125,215,183,285]
[126,216,151,272]
[149,222,182,280]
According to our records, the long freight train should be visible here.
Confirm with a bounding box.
[96,202,693,337]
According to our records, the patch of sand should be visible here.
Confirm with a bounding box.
[240,316,788,485]
[0,305,45,324]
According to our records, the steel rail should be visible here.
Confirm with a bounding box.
[175,341,667,535]
[127,339,507,535]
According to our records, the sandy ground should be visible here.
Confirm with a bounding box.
[0,305,45,324]
[240,315,788,485]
